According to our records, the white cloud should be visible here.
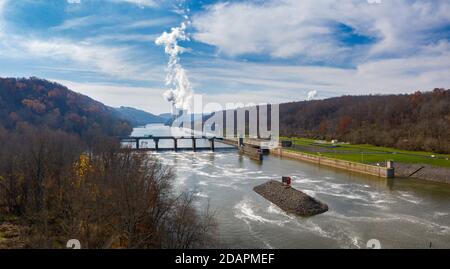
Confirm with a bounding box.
[0,0,167,103]
[193,1,355,58]
[190,0,450,106]
[54,80,170,114]
[188,45,450,105]
[67,0,158,8]
[86,33,159,43]
[51,16,173,37]
[0,35,164,82]
[24,39,132,76]
[111,0,158,8]
[122,17,176,29]
[192,0,450,61]
[51,16,95,31]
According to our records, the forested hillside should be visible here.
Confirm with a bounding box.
[0,77,131,138]
[280,89,450,153]
[0,77,215,249]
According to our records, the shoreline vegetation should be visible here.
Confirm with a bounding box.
[0,127,216,249]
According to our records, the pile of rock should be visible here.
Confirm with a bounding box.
[254,180,328,217]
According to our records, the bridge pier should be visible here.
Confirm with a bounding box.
[154,138,160,151]
[192,138,197,152]
[136,138,140,149]
[210,138,215,152]
[173,138,178,152]
[238,137,244,147]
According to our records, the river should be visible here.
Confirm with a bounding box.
[130,124,450,249]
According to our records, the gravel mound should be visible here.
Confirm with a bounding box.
[254,180,328,217]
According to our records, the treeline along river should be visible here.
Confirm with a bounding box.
[128,124,450,249]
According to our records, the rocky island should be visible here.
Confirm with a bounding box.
[254,180,328,217]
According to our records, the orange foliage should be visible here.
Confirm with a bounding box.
[337,115,352,135]
[409,91,423,108]
[67,113,83,124]
[15,82,27,90]
[48,89,62,98]
[22,99,46,114]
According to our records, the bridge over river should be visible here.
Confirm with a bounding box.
[120,135,225,152]
[120,135,273,160]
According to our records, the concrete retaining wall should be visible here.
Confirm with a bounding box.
[240,145,263,161]
[271,148,394,178]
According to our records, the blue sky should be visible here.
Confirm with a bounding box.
[1,0,450,114]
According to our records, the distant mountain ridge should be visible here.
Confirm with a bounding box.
[158,113,173,121]
[114,106,168,127]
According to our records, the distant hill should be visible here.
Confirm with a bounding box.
[0,77,132,137]
[114,106,168,127]
[165,112,214,127]
[158,113,173,121]
[280,89,450,154]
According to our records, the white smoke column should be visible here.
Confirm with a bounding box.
[307,90,317,101]
[155,20,194,113]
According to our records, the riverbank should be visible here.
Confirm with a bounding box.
[283,137,450,168]
[277,138,450,182]
[271,148,394,178]
[387,163,450,184]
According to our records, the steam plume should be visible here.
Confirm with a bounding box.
[155,19,193,112]
[307,90,317,101]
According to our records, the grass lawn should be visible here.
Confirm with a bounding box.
[281,137,450,168]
